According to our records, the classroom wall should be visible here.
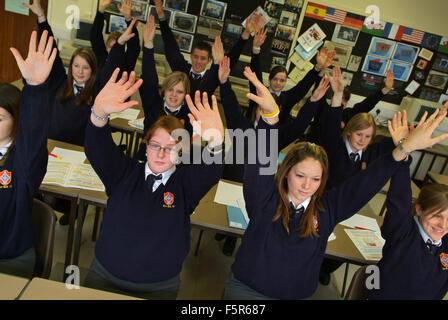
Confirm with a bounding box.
[308,0,448,37]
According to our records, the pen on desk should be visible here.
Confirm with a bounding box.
[355,226,376,232]
[48,153,62,160]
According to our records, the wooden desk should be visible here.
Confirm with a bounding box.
[109,106,144,158]
[18,277,140,300]
[378,179,421,216]
[41,139,87,280]
[425,171,448,185]
[0,273,30,300]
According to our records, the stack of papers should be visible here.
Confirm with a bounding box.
[214,181,249,230]
[109,108,140,121]
[345,229,385,261]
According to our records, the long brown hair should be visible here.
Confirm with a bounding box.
[273,142,329,238]
[0,83,21,161]
[59,48,97,107]
[413,183,448,217]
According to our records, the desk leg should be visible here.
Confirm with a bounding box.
[194,230,204,257]
[63,198,78,282]
[340,262,349,298]
[73,201,87,267]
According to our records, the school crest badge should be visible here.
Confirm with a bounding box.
[0,170,12,186]
[440,253,448,270]
[163,192,174,207]
[313,215,319,230]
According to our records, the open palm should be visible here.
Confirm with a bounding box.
[10,30,57,86]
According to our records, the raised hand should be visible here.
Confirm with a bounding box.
[118,18,137,45]
[118,0,132,21]
[244,66,279,117]
[22,0,45,21]
[186,91,224,147]
[10,30,57,86]
[92,68,143,119]
[98,0,112,13]
[310,75,331,102]
[315,46,336,71]
[442,100,448,114]
[253,28,267,51]
[388,110,413,146]
[393,109,448,161]
[329,66,345,107]
[242,13,262,39]
[382,68,394,94]
[212,36,224,64]
[154,0,165,18]
[218,56,230,84]
[143,15,156,48]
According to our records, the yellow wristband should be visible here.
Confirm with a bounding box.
[261,106,280,118]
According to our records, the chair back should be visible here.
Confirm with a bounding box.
[344,265,369,300]
[32,198,57,279]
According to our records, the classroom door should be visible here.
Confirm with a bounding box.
[0,0,48,83]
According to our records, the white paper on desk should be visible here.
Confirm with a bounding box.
[339,214,381,233]
[345,229,385,261]
[128,117,144,130]
[49,147,86,164]
[328,233,336,242]
[214,181,244,207]
[109,108,140,121]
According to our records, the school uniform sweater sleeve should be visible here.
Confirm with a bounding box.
[324,152,409,230]
[16,82,50,190]
[219,80,253,131]
[37,20,67,96]
[321,105,344,163]
[243,119,278,219]
[140,47,163,134]
[90,11,108,70]
[180,147,224,214]
[159,19,190,73]
[279,68,320,123]
[246,52,261,121]
[84,118,132,196]
[278,98,320,150]
[342,89,385,125]
[380,164,414,242]
[123,18,140,73]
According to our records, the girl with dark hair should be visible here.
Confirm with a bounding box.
[83,67,224,299]
[0,30,56,278]
[222,66,447,300]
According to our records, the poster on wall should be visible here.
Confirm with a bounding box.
[361,55,389,76]
[200,0,228,21]
[332,24,360,47]
[324,41,352,68]
[432,53,448,73]
[297,23,326,52]
[172,11,197,34]
[425,70,448,90]
[392,43,420,65]
[164,0,189,12]
[387,61,413,82]
[367,37,396,59]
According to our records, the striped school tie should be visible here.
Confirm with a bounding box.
[146,174,163,192]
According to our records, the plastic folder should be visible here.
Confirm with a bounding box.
[227,205,248,230]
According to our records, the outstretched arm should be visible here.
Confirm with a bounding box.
[10,30,57,187]
[155,0,190,73]
[90,0,111,68]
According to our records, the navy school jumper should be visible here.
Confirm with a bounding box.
[37,20,117,146]
[249,52,321,125]
[0,83,49,259]
[307,89,385,145]
[368,165,448,300]
[84,118,223,283]
[90,10,140,72]
[159,19,247,97]
[230,118,409,299]
[322,104,395,190]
